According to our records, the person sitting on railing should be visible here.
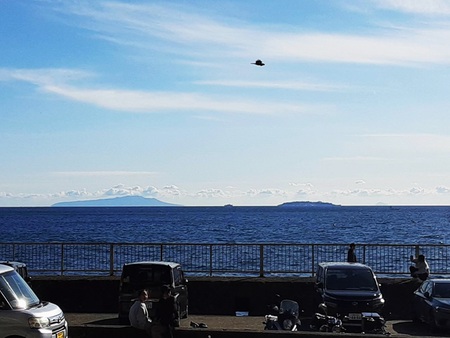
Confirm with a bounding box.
[129,289,154,336]
[409,254,430,281]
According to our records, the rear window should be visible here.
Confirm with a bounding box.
[121,265,172,293]
[326,268,378,291]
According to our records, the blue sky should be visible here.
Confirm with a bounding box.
[1,0,450,206]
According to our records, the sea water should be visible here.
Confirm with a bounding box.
[1,206,450,245]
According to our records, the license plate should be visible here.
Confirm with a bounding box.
[348,313,362,320]
[57,330,65,338]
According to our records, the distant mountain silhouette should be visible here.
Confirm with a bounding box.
[52,196,179,207]
[277,201,340,208]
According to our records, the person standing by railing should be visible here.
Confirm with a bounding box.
[347,243,357,263]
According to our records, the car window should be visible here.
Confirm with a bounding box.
[326,268,378,291]
[418,281,429,294]
[433,282,450,298]
[122,265,171,291]
[423,281,433,295]
[173,266,183,285]
[317,266,324,284]
[0,271,39,309]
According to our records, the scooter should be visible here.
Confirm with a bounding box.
[310,303,345,333]
[263,298,302,331]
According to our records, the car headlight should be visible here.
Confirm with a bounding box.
[283,318,294,330]
[29,317,50,329]
[370,296,385,308]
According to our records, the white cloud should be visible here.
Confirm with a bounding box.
[373,0,450,15]
[55,1,450,66]
[194,80,347,92]
[436,186,450,193]
[1,68,315,115]
[1,182,449,206]
[53,171,157,177]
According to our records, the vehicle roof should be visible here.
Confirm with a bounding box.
[318,262,373,270]
[123,261,180,268]
[428,278,450,283]
[0,261,27,268]
[0,264,14,274]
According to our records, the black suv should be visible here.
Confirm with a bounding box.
[314,262,385,327]
[118,261,188,325]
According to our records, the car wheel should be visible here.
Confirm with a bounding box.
[428,312,438,333]
[411,311,420,323]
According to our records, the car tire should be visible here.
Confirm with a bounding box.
[428,312,438,333]
[118,316,130,325]
[411,311,420,323]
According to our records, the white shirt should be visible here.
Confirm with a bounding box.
[129,300,152,330]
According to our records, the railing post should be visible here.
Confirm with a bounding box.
[209,244,213,276]
[109,244,114,276]
[160,244,164,261]
[415,245,420,257]
[311,244,315,277]
[60,243,64,276]
[362,245,366,264]
[259,244,264,277]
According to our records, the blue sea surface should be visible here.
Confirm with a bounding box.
[1,206,450,245]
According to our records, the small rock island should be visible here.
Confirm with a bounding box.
[277,201,340,208]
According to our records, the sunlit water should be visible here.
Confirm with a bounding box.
[1,206,450,245]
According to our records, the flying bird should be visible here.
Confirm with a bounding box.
[251,59,265,66]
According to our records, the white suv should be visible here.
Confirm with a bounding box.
[0,264,68,338]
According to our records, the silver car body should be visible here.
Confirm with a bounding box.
[0,264,68,338]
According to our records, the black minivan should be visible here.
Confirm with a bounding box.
[315,262,385,327]
[118,261,188,325]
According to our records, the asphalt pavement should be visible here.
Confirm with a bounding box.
[66,313,450,337]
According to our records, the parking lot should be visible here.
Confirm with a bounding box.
[67,313,450,337]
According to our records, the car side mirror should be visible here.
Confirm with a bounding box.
[424,292,431,298]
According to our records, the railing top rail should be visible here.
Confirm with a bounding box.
[1,242,448,246]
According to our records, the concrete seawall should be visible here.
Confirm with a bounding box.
[31,276,420,319]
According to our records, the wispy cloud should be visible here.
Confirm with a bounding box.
[1,182,449,206]
[194,80,347,92]
[373,0,450,15]
[53,171,158,177]
[1,68,320,115]
[53,1,450,66]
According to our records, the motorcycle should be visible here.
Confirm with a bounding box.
[263,298,302,331]
[310,303,345,333]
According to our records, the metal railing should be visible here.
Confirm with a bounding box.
[0,242,448,277]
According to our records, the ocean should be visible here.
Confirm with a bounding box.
[1,206,450,245]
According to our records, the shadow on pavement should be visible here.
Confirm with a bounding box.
[391,321,450,337]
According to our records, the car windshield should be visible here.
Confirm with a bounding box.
[0,271,40,309]
[326,268,378,291]
[121,265,171,292]
[433,282,450,298]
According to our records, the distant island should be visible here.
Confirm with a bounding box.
[52,196,179,207]
[277,201,340,208]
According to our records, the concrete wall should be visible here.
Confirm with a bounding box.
[31,276,420,319]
